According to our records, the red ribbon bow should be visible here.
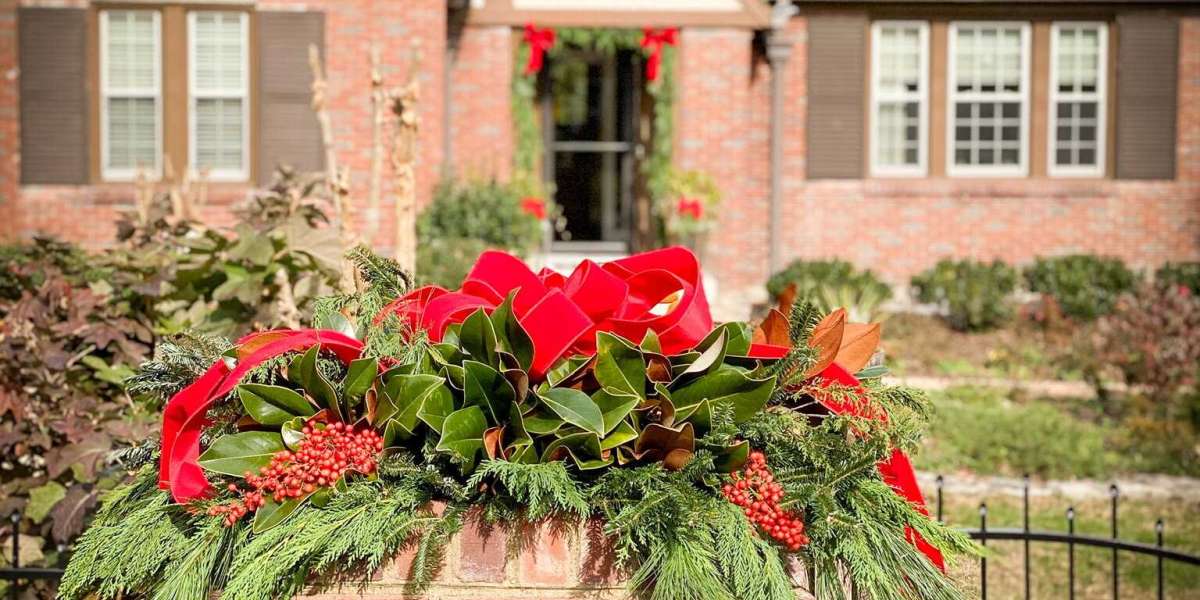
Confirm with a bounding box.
[640,27,678,82]
[159,329,363,503]
[380,246,722,379]
[523,23,555,75]
[676,197,704,220]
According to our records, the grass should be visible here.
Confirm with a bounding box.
[915,386,1200,479]
[940,492,1200,599]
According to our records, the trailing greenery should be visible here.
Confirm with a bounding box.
[767,259,893,323]
[911,259,1018,332]
[1024,254,1137,321]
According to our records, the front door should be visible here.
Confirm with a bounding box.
[542,48,641,250]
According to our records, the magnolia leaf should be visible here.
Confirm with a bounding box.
[663,448,694,471]
[281,417,306,450]
[417,384,456,433]
[594,332,646,398]
[296,346,342,420]
[483,426,506,460]
[25,482,66,524]
[836,322,882,374]
[540,432,610,470]
[674,330,726,382]
[599,420,638,451]
[669,366,775,423]
[505,403,534,457]
[490,292,535,371]
[634,422,695,462]
[753,308,791,347]
[697,322,753,357]
[344,358,379,399]
[522,407,565,435]
[855,364,889,379]
[640,330,663,353]
[379,374,445,433]
[463,360,516,424]
[199,431,286,477]
[592,388,640,435]
[316,311,358,339]
[239,383,316,426]
[804,308,846,378]
[459,309,498,368]
[546,355,595,388]
[539,388,605,436]
[646,353,673,383]
[436,406,487,471]
[253,497,304,533]
[714,440,750,472]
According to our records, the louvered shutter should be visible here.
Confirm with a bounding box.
[257,11,325,186]
[1115,13,1178,180]
[806,13,868,179]
[19,8,89,184]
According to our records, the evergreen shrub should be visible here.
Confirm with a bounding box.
[1023,255,1137,321]
[911,259,1017,332]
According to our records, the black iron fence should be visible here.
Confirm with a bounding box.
[3,475,1199,599]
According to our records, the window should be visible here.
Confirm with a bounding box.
[870,21,929,176]
[1049,22,1107,177]
[947,22,1030,176]
[100,10,161,180]
[189,11,249,181]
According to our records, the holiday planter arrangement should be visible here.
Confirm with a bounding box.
[61,247,975,600]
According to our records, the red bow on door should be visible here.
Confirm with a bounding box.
[641,27,679,82]
[523,23,556,75]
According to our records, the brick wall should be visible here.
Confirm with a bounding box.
[448,25,514,182]
[0,0,447,252]
[774,15,1200,294]
[299,512,814,600]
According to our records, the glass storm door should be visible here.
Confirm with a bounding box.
[542,49,640,248]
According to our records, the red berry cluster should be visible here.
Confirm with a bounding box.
[721,450,809,551]
[208,422,384,526]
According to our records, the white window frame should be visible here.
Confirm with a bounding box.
[946,21,1031,177]
[99,9,163,182]
[187,10,250,182]
[1047,21,1107,178]
[869,20,930,177]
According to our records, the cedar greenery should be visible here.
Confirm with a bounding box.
[61,250,977,600]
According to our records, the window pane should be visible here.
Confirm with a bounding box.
[950,24,1026,171]
[107,97,157,170]
[872,22,926,173]
[195,98,244,171]
[1052,25,1104,170]
[193,12,245,92]
[105,11,156,91]
[954,24,1023,94]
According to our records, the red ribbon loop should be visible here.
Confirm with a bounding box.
[640,27,678,82]
[159,329,363,503]
[379,246,716,378]
[523,23,555,75]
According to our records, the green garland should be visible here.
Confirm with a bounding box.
[512,27,676,199]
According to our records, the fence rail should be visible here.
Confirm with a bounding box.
[4,475,1199,599]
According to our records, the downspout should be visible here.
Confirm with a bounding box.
[766,1,797,277]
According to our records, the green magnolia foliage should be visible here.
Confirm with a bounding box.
[911,259,1018,332]
[1023,254,1137,321]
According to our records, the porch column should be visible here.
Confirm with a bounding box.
[766,4,796,277]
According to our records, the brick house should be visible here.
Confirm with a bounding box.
[1,0,1197,319]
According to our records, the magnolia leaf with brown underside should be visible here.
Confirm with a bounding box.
[803,308,846,379]
[776,282,798,315]
[753,308,791,347]
[835,322,882,374]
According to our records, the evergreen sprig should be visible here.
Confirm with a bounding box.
[468,459,589,521]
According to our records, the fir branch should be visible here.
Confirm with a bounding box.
[468,459,589,521]
[127,332,232,407]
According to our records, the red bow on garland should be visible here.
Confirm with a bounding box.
[523,23,555,75]
[640,27,678,82]
[380,246,720,379]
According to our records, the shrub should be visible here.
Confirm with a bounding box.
[418,178,542,255]
[415,237,492,289]
[1024,254,1137,321]
[765,259,892,322]
[1155,261,1200,296]
[911,259,1017,331]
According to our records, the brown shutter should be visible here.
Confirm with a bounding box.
[806,12,867,179]
[1114,13,1178,180]
[18,8,89,184]
[257,11,325,186]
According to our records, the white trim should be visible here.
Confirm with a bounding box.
[869,20,929,177]
[1047,21,1107,178]
[99,9,162,182]
[946,21,1031,177]
[187,10,250,182]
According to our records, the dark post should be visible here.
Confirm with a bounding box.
[9,511,19,600]
[936,475,944,523]
[1111,484,1120,600]
[1155,519,1164,600]
[980,503,988,600]
[1023,473,1031,600]
[1067,506,1076,600]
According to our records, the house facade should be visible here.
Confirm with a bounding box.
[1,0,1197,318]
